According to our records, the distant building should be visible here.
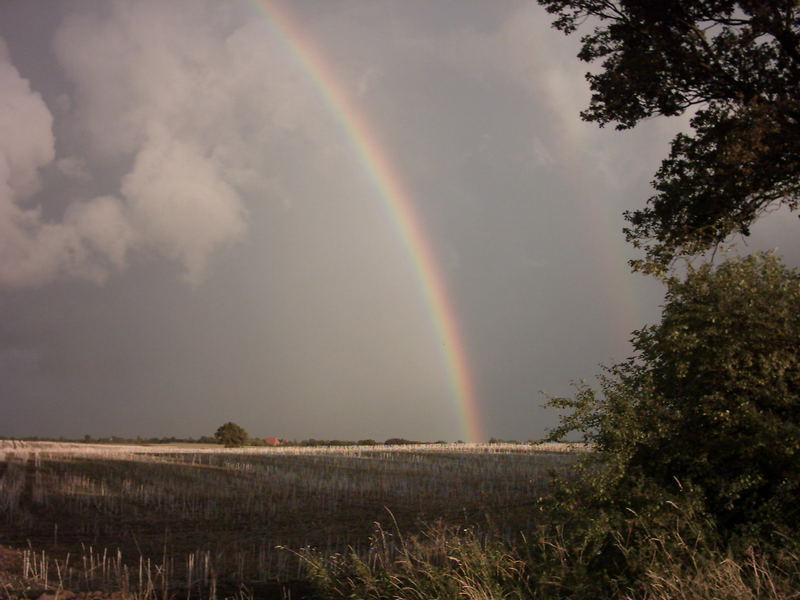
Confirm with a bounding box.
[263,437,281,446]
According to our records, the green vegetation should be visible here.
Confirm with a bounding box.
[213,421,248,448]
[546,253,800,537]
[538,0,800,272]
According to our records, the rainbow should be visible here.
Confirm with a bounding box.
[247,0,485,442]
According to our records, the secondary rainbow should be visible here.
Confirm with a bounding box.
[248,0,484,442]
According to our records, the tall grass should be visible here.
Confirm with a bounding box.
[631,540,800,600]
[297,520,536,600]
[297,518,800,600]
[17,543,269,600]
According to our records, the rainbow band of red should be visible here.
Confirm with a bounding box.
[250,0,484,442]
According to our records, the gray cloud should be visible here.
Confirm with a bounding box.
[0,37,134,287]
[1,0,797,442]
[1,1,343,288]
[56,156,91,181]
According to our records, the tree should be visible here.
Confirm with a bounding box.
[214,422,248,448]
[538,1,800,271]
[546,253,800,536]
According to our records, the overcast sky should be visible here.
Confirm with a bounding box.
[1,0,797,442]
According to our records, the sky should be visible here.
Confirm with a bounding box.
[1,0,797,443]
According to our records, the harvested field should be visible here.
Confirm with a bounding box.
[0,442,579,598]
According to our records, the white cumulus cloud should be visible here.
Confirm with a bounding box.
[121,127,245,283]
[0,0,336,288]
[0,37,135,287]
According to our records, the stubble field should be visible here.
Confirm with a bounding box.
[0,441,579,598]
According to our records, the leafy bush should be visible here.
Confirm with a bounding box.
[546,253,800,540]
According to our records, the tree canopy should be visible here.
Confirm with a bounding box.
[546,252,800,536]
[538,0,800,270]
[214,422,249,448]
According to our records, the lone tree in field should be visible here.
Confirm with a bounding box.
[214,422,248,448]
[547,252,800,536]
[538,0,800,271]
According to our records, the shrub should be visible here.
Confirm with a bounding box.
[546,252,800,540]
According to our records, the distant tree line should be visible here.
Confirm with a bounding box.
[2,433,531,446]
[0,435,221,445]
[278,438,446,447]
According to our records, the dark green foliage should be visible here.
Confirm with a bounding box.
[546,253,800,538]
[214,422,248,448]
[538,0,800,271]
[384,437,420,445]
